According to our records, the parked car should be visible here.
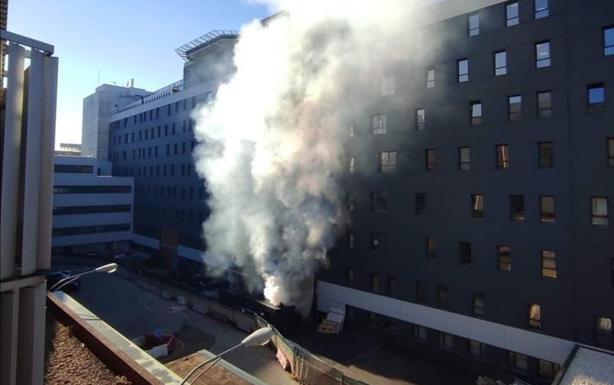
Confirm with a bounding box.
[46,270,80,291]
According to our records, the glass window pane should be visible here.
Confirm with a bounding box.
[605,27,614,56]
[458,59,469,82]
[507,2,519,26]
[427,69,435,88]
[589,86,605,104]
[536,42,551,68]
[535,0,549,19]
[469,14,480,36]
[495,51,507,75]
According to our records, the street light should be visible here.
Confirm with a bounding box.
[49,263,118,292]
[180,326,274,385]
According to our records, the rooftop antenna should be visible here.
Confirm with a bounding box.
[97,70,100,86]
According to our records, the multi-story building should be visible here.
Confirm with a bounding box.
[317,0,614,383]
[51,156,134,254]
[54,142,82,156]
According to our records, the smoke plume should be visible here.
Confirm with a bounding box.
[193,0,427,315]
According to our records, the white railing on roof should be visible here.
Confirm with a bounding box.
[175,30,238,62]
[117,79,184,113]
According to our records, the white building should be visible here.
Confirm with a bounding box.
[52,156,134,254]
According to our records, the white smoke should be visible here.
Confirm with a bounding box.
[193,0,426,315]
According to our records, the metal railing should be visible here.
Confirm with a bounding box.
[116,79,184,113]
[175,30,238,61]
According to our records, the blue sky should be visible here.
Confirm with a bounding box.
[8,0,272,147]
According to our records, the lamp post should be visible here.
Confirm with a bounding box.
[49,263,118,292]
[180,326,274,385]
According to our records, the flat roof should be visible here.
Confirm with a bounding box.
[557,347,614,385]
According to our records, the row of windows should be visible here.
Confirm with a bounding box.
[110,96,198,130]
[53,185,132,194]
[348,139,614,174]
[350,194,609,228]
[134,204,207,225]
[113,162,197,178]
[345,273,614,349]
[52,223,131,237]
[135,184,206,201]
[111,119,194,147]
[112,139,197,162]
[52,204,131,216]
[53,164,94,174]
[467,0,549,37]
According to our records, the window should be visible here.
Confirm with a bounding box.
[460,241,472,265]
[369,232,381,251]
[529,304,542,329]
[381,76,395,96]
[416,108,426,130]
[348,125,355,137]
[379,151,397,173]
[469,340,485,357]
[538,141,554,168]
[425,149,436,171]
[372,114,387,135]
[536,41,551,68]
[494,51,507,76]
[506,2,519,26]
[348,233,355,249]
[347,268,355,287]
[592,197,609,226]
[426,69,435,88]
[426,237,436,260]
[346,192,355,211]
[458,59,469,82]
[415,193,425,215]
[414,325,427,340]
[416,281,426,304]
[370,274,380,293]
[497,144,510,169]
[387,276,396,296]
[539,360,561,380]
[437,286,448,308]
[509,352,528,370]
[349,157,355,173]
[498,245,512,271]
[508,95,522,121]
[468,14,479,36]
[459,147,471,171]
[472,293,485,316]
[540,196,555,223]
[605,27,614,56]
[370,192,388,213]
[608,138,614,167]
[439,332,454,348]
[470,101,482,125]
[510,195,525,221]
[587,83,605,112]
[595,317,612,346]
[534,0,549,19]
[54,164,94,174]
[541,250,557,279]
[537,91,552,118]
[471,194,484,218]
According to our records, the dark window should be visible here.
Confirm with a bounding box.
[472,293,485,316]
[468,14,479,36]
[496,144,510,169]
[379,151,397,173]
[538,141,554,168]
[426,69,435,88]
[508,95,522,121]
[415,193,425,215]
[529,304,542,329]
[459,147,471,171]
[458,59,469,82]
[535,0,549,19]
[370,192,388,213]
[460,241,472,265]
[588,83,605,112]
[605,27,614,56]
[592,197,609,226]
[387,276,396,296]
[510,195,525,221]
[539,360,560,380]
[536,41,551,68]
[437,285,448,308]
[53,164,94,174]
[595,317,613,347]
[540,196,555,223]
[469,340,485,357]
[425,149,436,171]
[416,108,426,130]
[506,2,519,26]
[370,274,380,293]
[541,250,557,278]
[498,245,512,271]
[471,194,484,218]
[470,101,482,125]
[509,352,528,370]
[414,325,427,340]
[53,185,131,194]
[416,281,425,304]
[426,237,436,259]
[608,138,614,167]
[369,232,381,251]
[537,91,552,118]
[439,332,454,348]
[53,204,131,215]
[494,51,507,76]
[346,268,355,287]
[372,114,387,135]
[52,223,131,237]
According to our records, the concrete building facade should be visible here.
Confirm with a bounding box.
[51,156,134,254]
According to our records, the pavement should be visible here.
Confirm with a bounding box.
[64,268,296,385]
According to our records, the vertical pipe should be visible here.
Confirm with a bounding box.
[20,50,45,276]
[0,291,20,385]
[0,43,26,280]
[37,56,58,270]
